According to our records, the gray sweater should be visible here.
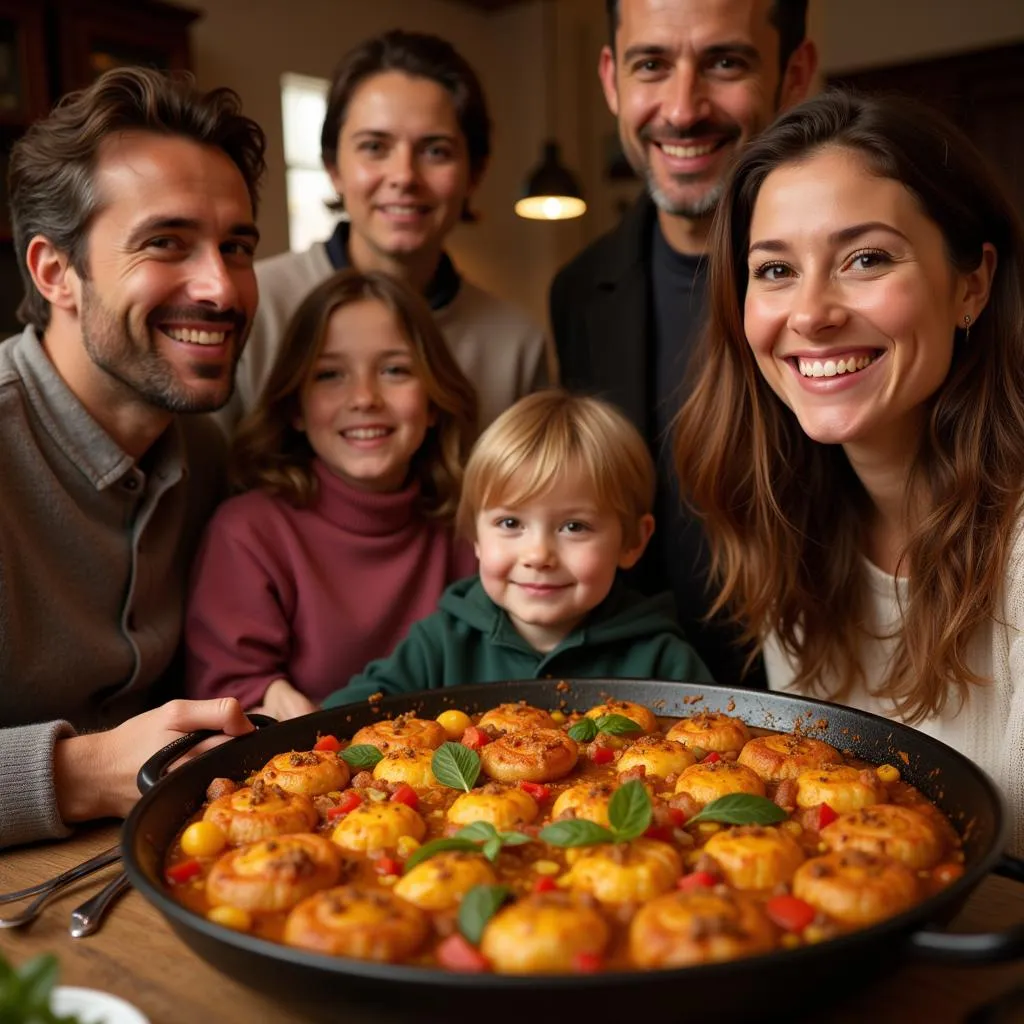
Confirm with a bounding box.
[0,328,226,848]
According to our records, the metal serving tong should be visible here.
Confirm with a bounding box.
[0,845,121,928]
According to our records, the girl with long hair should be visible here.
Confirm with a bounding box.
[674,91,1024,853]
[186,269,478,719]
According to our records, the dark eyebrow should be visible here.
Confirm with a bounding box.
[622,41,761,66]
[127,215,259,246]
[748,221,911,257]
[351,129,457,145]
[622,44,672,64]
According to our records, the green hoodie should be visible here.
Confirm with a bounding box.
[323,576,713,708]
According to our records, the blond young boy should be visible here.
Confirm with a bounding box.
[324,390,712,707]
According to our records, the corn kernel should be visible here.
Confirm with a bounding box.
[803,925,829,945]
[549,710,567,724]
[436,710,472,741]
[781,821,803,837]
[876,764,901,784]
[396,836,421,859]
[180,821,227,858]
[207,905,252,932]
[818,842,828,853]
[378,874,398,886]
[696,822,721,836]
[781,933,801,950]
[686,850,706,867]
[533,860,561,876]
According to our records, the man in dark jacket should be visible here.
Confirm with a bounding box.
[550,0,816,685]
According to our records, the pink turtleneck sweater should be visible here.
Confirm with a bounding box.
[184,460,477,706]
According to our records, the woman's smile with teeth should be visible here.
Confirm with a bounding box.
[164,327,228,345]
[343,426,391,440]
[796,353,879,378]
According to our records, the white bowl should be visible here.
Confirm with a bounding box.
[50,986,150,1024]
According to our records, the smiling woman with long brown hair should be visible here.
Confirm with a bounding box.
[674,90,1024,855]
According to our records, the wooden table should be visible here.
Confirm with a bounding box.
[2,824,1023,1024]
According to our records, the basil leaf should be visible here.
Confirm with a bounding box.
[404,837,479,872]
[458,884,512,945]
[567,718,598,743]
[340,744,383,770]
[607,779,652,840]
[453,821,499,843]
[686,793,788,827]
[431,741,481,792]
[15,954,59,1013]
[497,830,532,846]
[539,819,616,847]
[595,713,643,736]
[481,837,502,862]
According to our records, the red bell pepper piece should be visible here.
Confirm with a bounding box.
[436,934,490,973]
[390,783,419,809]
[677,870,717,891]
[166,858,202,885]
[815,802,839,830]
[461,726,491,751]
[313,734,341,752]
[572,952,603,973]
[591,746,614,765]
[701,751,722,764]
[765,894,817,932]
[374,856,402,876]
[326,790,363,818]
[519,781,550,802]
[533,876,557,894]
[644,824,672,842]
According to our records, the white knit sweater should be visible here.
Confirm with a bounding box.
[764,530,1024,858]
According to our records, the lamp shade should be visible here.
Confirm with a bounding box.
[514,140,586,220]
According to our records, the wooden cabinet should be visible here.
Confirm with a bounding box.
[0,0,199,335]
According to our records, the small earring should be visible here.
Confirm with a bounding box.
[963,313,972,343]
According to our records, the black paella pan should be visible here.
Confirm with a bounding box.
[121,679,1024,1023]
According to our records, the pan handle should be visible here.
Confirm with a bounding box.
[992,854,1024,884]
[908,924,1024,964]
[135,713,277,794]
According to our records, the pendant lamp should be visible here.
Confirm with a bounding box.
[514,0,586,220]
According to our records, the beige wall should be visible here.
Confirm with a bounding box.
[189,0,1024,331]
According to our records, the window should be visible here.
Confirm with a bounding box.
[281,72,339,253]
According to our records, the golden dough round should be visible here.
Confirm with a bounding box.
[738,734,840,781]
[283,885,428,961]
[793,850,919,926]
[585,699,658,735]
[820,803,945,869]
[202,781,318,846]
[479,728,578,784]
[480,894,610,973]
[674,761,766,805]
[477,703,556,735]
[351,715,446,753]
[703,826,805,890]
[665,713,751,754]
[372,746,437,789]
[795,765,882,814]
[330,801,426,853]
[257,750,350,797]
[617,736,696,778]
[550,780,618,828]
[629,889,776,967]
[446,785,539,831]
[562,838,681,903]
[206,833,343,913]
[393,852,498,911]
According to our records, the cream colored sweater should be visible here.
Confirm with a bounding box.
[764,531,1024,858]
[215,244,553,435]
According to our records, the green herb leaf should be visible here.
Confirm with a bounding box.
[458,884,512,945]
[567,718,598,743]
[431,741,481,792]
[686,793,788,827]
[497,830,532,846]
[595,713,644,736]
[340,744,383,770]
[539,819,616,847]
[403,837,479,872]
[453,821,498,843]
[607,779,652,840]
[481,837,502,862]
